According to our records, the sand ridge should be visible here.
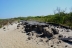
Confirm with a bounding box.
[0,23,48,48]
[0,23,72,48]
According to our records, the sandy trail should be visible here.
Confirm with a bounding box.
[0,23,45,48]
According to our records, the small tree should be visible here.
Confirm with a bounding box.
[54,7,66,16]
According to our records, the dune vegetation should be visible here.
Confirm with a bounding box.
[0,8,72,28]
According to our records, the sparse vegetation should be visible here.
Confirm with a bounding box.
[0,8,72,28]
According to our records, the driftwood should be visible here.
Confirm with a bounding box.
[59,37,72,44]
[59,38,72,41]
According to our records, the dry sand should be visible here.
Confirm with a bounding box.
[0,23,47,48]
[0,23,72,48]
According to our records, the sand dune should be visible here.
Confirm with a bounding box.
[0,23,48,48]
[0,23,72,48]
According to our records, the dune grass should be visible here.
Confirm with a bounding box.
[0,10,72,28]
